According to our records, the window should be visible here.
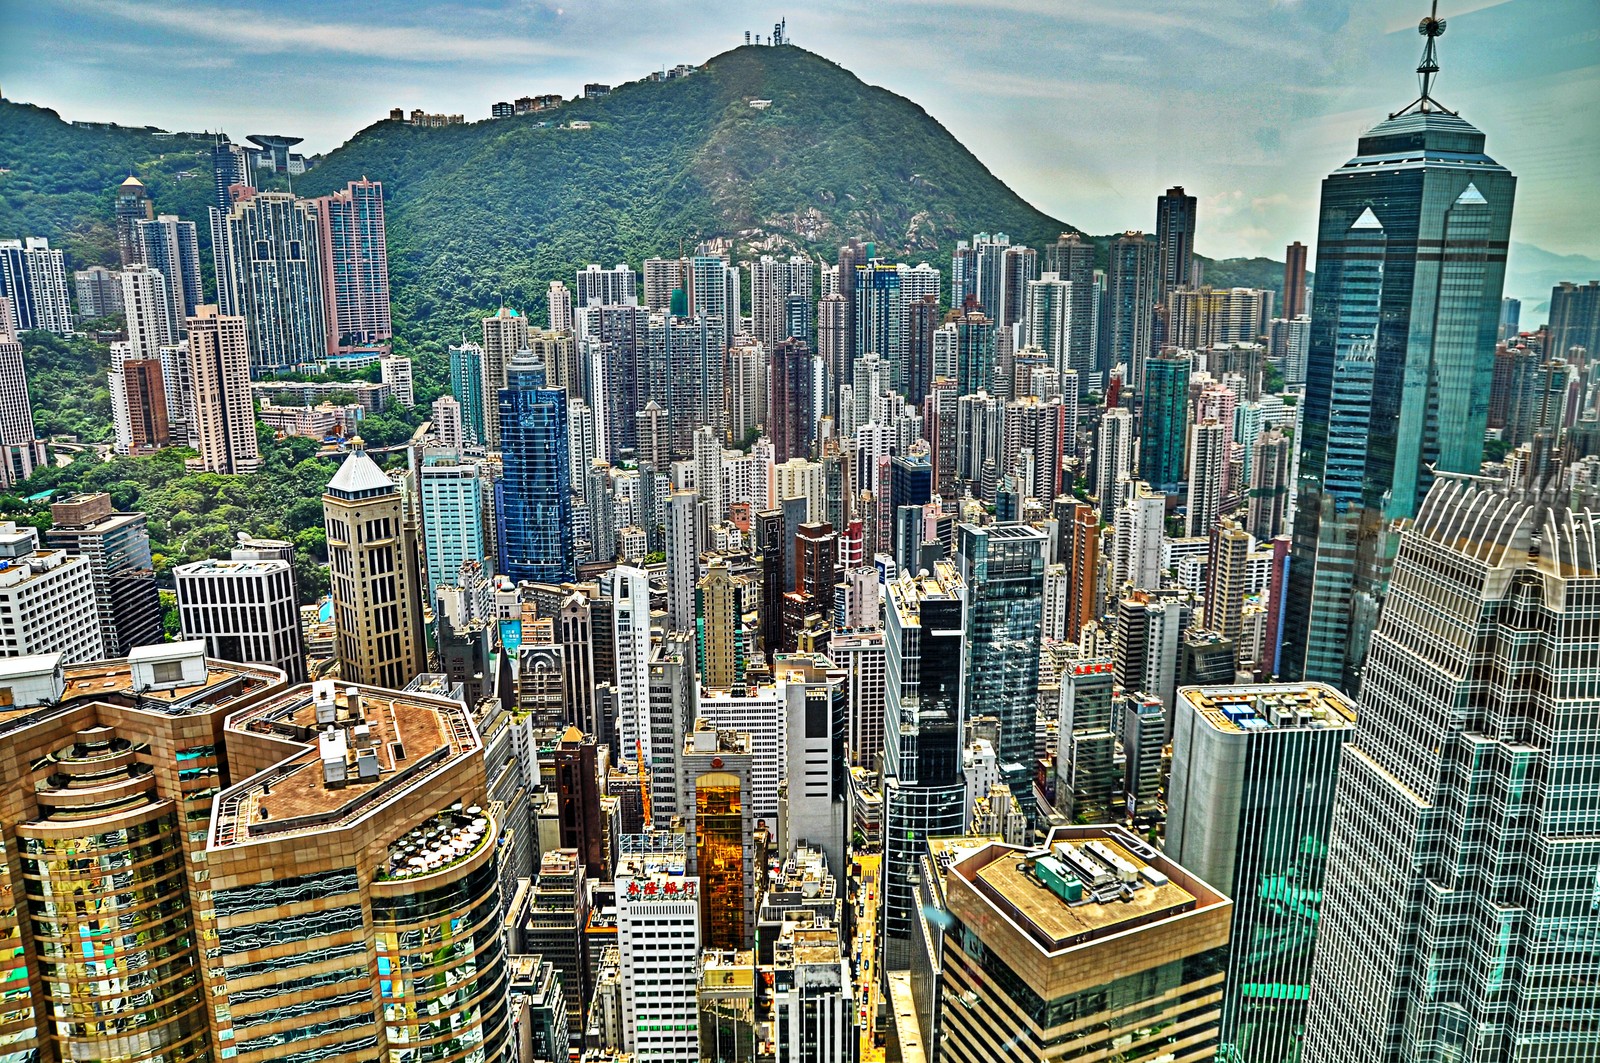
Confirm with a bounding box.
[152,660,184,685]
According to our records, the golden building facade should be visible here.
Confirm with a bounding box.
[933,825,1232,1063]
[0,642,511,1063]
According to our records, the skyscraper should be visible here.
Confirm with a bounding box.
[548,278,574,331]
[1000,243,1038,327]
[108,349,170,455]
[769,337,815,463]
[969,232,1011,320]
[1168,682,1356,1063]
[1112,480,1165,595]
[497,351,574,583]
[1247,426,1291,540]
[688,252,739,334]
[1304,473,1600,1063]
[1103,231,1156,386]
[1282,239,1308,319]
[1045,232,1101,379]
[1139,349,1191,490]
[957,523,1045,811]
[133,214,203,326]
[816,293,849,420]
[46,492,164,657]
[643,256,686,310]
[616,847,700,1061]
[953,308,996,398]
[323,443,427,688]
[0,237,73,334]
[750,253,815,348]
[853,259,904,378]
[1186,417,1229,536]
[1202,517,1249,658]
[1094,407,1136,520]
[1113,592,1183,714]
[480,306,530,448]
[575,262,639,308]
[315,177,392,352]
[1060,497,1100,641]
[927,827,1231,1063]
[73,265,122,320]
[114,175,153,266]
[1282,20,1515,689]
[210,188,328,372]
[174,555,304,681]
[120,263,176,357]
[0,651,511,1063]
[667,488,704,632]
[1155,185,1198,299]
[419,449,487,594]
[1547,279,1600,359]
[696,557,744,691]
[1056,657,1118,821]
[211,136,250,212]
[906,294,939,407]
[186,305,260,473]
[450,340,488,446]
[881,562,966,968]
[0,307,44,489]
[681,723,756,951]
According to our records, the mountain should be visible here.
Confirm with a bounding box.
[294,44,1085,341]
[2,44,1298,347]
[0,100,223,276]
[1505,242,1600,319]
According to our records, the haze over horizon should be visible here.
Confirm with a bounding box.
[4,0,1598,278]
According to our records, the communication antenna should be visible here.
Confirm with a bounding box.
[1391,1,1458,118]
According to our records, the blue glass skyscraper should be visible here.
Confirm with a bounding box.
[497,351,573,583]
[450,340,487,446]
[1281,27,1515,690]
[1138,350,1190,491]
[956,522,1045,814]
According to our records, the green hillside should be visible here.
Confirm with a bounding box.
[0,101,224,275]
[2,43,1295,347]
[294,44,1086,342]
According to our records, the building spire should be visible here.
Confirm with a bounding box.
[1391,2,1457,118]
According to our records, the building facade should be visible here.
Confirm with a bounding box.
[1303,475,1600,1063]
[1282,48,1516,691]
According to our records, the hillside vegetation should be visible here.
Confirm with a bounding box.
[3,45,1296,347]
[0,101,223,276]
[295,45,1084,343]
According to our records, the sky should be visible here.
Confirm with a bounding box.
[4,0,1598,273]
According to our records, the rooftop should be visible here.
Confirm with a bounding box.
[211,681,479,848]
[886,560,962,627]
[1179,682,1357,735]
[950,827,1229,962]
[0,650,281,738]
[976,838,1194,949]
[173,558,290,577]
[325,447,397,497]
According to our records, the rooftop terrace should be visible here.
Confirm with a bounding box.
[1178,682,1357,735]
[212,680,479,848]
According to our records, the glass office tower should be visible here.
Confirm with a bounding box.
[956,522,1045,814]
[1303,474,1600,1063]
[1139,350,1191,491]
[881,563,965,969]
[497,351,573,582]
[1281,33,1515,690]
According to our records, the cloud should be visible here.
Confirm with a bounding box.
[79,0,579,63]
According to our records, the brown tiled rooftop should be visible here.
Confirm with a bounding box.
[972,836,1196,950]
[213,686,478,847]
[60,659,278,709]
